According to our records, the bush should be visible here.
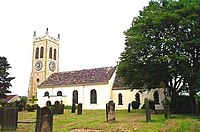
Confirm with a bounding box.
[131,101,140,109]
[64,105,72,110]
[25,104,38,112]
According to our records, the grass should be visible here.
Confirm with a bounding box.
[16,109,200,132]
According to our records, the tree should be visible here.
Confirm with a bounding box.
[117,0,200,114]
[0,56,15,99]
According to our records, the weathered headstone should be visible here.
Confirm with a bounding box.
[77,103,82,115]
[71,103,76,113]
[0,107,18,131]
[35,106,53,132]
[145,98,151,122]
[106,101,116,122]
[54,101,64,114]
[128,103,131,113]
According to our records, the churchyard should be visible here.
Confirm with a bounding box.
[15,109,200,132]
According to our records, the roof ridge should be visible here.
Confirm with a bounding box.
[58,66,116,74]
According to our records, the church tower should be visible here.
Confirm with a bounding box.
[28,28,60,100]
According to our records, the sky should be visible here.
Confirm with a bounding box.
[0,0,150,96]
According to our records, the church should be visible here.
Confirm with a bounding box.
[28,29,164,110]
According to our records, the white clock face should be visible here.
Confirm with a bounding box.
[35,61,43,71]
[49,61,56,71]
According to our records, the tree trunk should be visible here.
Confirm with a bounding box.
[190,91,196,116]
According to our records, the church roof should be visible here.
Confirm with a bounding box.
[112,74,130,90]
[39,66,116,87]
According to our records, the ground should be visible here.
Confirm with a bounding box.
[16,109,200,132]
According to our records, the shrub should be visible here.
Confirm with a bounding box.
[64,105,72,110]
[25,104,38,112]
[131,101,140,109]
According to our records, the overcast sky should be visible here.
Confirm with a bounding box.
[0,0,150,96]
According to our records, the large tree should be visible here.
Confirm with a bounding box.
[0,56,15,99]
[118,0,200,114]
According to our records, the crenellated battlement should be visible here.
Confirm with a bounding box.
[33,28,60,43]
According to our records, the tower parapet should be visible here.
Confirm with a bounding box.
[33,28,60,43]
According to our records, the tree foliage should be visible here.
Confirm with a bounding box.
[0,56,15,99]
[118,0,200,99]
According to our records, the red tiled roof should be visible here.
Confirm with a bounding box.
[4,95,18,102]
[39,66,116,87]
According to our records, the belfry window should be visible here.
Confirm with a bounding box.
[35,47,39,59]
[49,47,52,59]
[40,47,44,58]
[90,89,97,104]
[53,49,56,60]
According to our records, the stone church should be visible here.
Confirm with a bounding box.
[28,29,164,110]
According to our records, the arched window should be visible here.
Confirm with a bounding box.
[135,93,140,102]
[54,101,60,105]
[118,93,123,105]
[53,49,56,60]
[40,47,44,58]
[57,91,62,96]
[46,101,51,106]
[49,47,52,59]
[72,90,78,104]
[90,89,97,104]
[154,91,159,104]
[35,47,39,59]
[44,91,49,97]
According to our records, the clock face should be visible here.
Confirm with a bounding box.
[49,61,56,71]
[35,61,43,71]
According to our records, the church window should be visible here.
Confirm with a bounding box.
[90,89,97,104]
[36,78,40,82]
[57,91,62,96]
[49,47,52,59]
[135,93,140,102]
[46,101,51,106]
[54,101,60,105]
[44,91,49,97]
[72,90,78,104]
[35,47,39,59]
[53,49,56,60]
[154,91,159,104]
[40,47,44,58]
[118,93,123,105]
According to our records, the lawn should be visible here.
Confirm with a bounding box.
[16,109,200,132]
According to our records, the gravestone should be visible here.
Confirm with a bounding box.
[35,106,53,132]
[128,103,131,113]
[145,98,151,122]
[77,103,82,115]
[54,101,64,114]
[71,103,76,113]
[106,101,116,122]
[0,107,18,131]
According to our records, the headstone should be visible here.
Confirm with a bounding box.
[1,107,18,131]
[106,101,116,122]
[77,103,82,115]
[71,104,76,113]
[128,103,131,113]
[35,106,53,132]
[53,101,64,114]
[145,98,151,122]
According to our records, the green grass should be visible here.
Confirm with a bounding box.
[16,109,200,132]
